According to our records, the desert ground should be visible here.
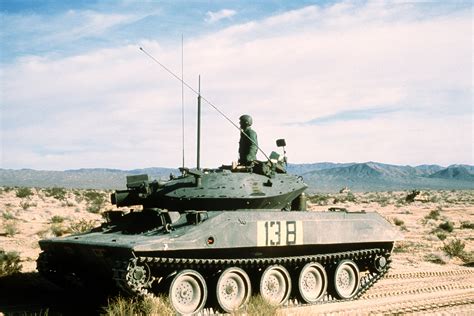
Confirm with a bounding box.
[0,187,473,315]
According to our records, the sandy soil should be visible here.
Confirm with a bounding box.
[0,188,473,314]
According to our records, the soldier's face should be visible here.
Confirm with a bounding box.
[239,119,246,129]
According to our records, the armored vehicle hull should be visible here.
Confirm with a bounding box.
[38,208,401,314]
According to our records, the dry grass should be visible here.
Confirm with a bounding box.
[3,220,19,237]
[241,295,278,316]
[0,249,22,277]
[103,295,174,316]
[83,190,107,214]
[16,187,34,199]
[43,187,67,201]
[2,211,15,220]
[50,215,65,223]
[442,238,467,259]
[50,223,70,237]
[69,219,96,234]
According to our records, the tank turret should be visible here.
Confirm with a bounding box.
[111,142,307,212]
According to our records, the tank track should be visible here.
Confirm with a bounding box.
[112,248,391,305]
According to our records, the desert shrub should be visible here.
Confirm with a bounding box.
[442,238,465,258]
[377,196,390,207]
[69,219,96,234]
[243,295,278,316]
[2,211,15,220]
[16,187,33,198]
[392,217,408,231]
[460,221,474,229]
[393,218,404,226]
[3,221,19,236]
[0,250,22,276]
[84,191,106,213]
[104,295,173,316]
[345,192,356,202]
[50,224,69,237]
[36,228,50,239]
[425,208,441,221]
[309,194,330,205]
[396,197,407,205]
[44,187,67,201]
[334,192,357,204]
[3,186,14,192]
[87,204,101,214]
[50,215,65,223]
[429,195,440,203]
[438,221,454,233]
[436,232,447,241]
[73,190,84,203]
[393,241,410,253]
[458,252,474,263]
[61,201,75,207]
[20,201,32,210]
[424,253,447,265]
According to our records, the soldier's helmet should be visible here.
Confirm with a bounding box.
[239,114,253,127]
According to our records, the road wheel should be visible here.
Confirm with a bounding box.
[332,260,359,299]
[259,265,291,305]
[298,262,327,303]
[169,269,207,315]
[216,267,251,312]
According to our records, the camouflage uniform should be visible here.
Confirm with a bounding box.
[238,115,258,165]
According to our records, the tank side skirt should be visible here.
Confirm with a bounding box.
[132,242,393,259]
[113,247,391,303]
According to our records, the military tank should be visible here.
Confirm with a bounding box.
[37,50,401,314]
[37,141,401,314]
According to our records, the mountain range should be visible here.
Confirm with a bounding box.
[0,162,473,192]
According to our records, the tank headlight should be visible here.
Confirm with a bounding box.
[207,236,215,245]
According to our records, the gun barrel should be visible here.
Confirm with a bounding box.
[111,190,143,207]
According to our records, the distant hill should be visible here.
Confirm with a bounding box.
[0,168,177,189]
[429,166,474,181]
[447,164,474,174]
[414,164,444,175]
[301,162,474,192]
[0,162,472,192]
[286,162,355,174]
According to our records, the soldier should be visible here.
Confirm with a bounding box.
[238,114,258,165]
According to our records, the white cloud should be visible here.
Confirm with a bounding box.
[1,2,472,170]
[0,9,145,57]
[205,9,237,23]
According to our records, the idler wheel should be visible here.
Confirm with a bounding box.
[169,269,207,315]
[371,255,388,273]
[216,267,251,312]
[332,259,359,299]
[259,265,291,305]
[297,262,327,303]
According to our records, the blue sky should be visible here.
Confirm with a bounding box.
[1,0,472,170]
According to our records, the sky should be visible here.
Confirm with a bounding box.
[0,0,472,170]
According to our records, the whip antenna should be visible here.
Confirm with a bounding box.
[181,35,185,169]
[139,46,270,162]
[197,75,201,169]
